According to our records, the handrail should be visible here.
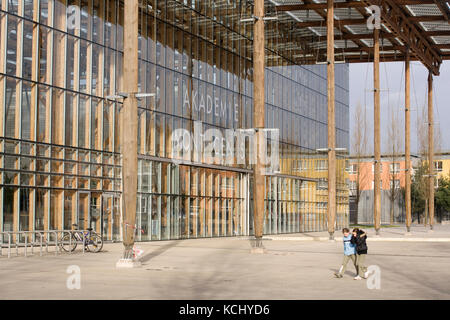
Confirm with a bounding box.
[0,230,94,259]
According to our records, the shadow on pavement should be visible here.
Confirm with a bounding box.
[140,240,182,264]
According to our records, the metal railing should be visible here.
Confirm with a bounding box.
[0,230,90,259]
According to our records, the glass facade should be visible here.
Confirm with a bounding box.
[0,0,349,241]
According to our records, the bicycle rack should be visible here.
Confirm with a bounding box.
[0,229,95,259]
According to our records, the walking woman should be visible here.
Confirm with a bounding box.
[351,228,369,280]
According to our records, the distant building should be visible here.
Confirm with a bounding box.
[348,154,420,224]
[434,152,450,187]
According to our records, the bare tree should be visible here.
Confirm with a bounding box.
[387,105,403,224]
[416,104,428,159]
[350,101,369,224]
[416,104,429,224]
[415,104,442,225]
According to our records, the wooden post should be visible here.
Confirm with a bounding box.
[253,0,265,249]
[327,0,336,240]
[405,52,412,233]
[373,28,381,235]
[428,71,435,230]
[121,0,139,260]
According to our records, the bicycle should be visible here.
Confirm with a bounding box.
[60,224,103,253]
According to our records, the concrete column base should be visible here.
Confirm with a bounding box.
[250,237,266,254]
[250,247,267,254]
[116,259,142,268]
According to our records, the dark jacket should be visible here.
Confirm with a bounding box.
[351,231,368,254]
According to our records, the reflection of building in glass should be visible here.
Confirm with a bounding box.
[0,1,349,241]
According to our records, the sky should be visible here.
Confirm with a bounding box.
[349,60,450,155]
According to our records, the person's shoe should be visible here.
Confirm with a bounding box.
[334,273,343,278]
[354,276,362,280]
[364,271,370,279]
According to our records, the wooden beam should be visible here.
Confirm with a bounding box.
[296,15,446,28]
[327,0,336,240]
[276,0,438,11]
[373,28,381,235]
[433,0,450,22]
[428,71,435,230]
[362,0,442,75]
[297,19,367,28]
[277,1,368,11]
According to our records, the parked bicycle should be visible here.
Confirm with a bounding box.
[59,224,103,253]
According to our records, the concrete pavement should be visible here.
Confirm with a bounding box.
[265,224,450,241]
[1,229,450,300]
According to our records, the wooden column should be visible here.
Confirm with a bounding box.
[428,71,435,230]
[121,0,139,259]
[405,52,412,233]
[199,170,205,236]
[253,0,265,247]
[373,28,381,235]
[214,174,220,237]
[0,0,7,139]
[326,0,336,239]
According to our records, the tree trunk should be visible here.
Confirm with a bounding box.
[390,197,394,225]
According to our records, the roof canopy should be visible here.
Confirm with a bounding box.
[258,0,450,75]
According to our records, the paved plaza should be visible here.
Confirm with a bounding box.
[1,225,450,300]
